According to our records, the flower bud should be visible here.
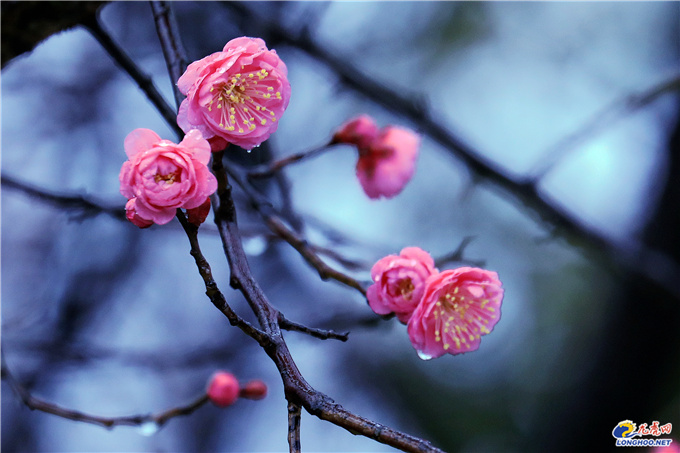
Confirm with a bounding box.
[240,379,268,400]
[206,371,240,407]
[331,114,379,150]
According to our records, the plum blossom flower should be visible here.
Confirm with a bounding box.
[207,371,240,407]
[177,37,291,151]
[332,114,379,151]
[356,126,420,199]
[407,267,504,360]
[366,247,437,323]
[119,128,217,227]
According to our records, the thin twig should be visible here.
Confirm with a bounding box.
[279,313,349,342]
[149,1,188,108]
[84,15,182,138]
[288,402,302,453]
[2,353,209,430]
[529,72,680,181]
[434,236,485,269]
[247,143,336,179]
[1,173,125,221]
[228,163,367,295]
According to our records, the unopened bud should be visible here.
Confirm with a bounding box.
[206,371,240,407]
[240,379,268,400]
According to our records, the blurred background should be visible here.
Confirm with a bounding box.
[2,2,679,452]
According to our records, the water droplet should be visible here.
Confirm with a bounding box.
[416,350,433,361]
[243,235,268,256]
[246,149,252,153]
[138,421,160,436]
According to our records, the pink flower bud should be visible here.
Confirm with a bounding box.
[177,37,291,151]
[366,247,437,323]
[240,380,268,400]
[125,198,153,228]
[207,371,240,407]
[356,126,420,199]
[407,267,504,360]
[119,129,217,227]
[332,114,379,150]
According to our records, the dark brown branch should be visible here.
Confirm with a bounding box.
[211,157,442,453]
[175,209,268,345]
[149,1,188,108]
[84,14,183,138]
[2,173,125,221]
[278,313,349,342]
[288,402,302,453]
[2,353,209,430]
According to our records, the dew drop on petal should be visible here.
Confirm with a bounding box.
[138,421,160,436]
[243,235,268,256]
[416,350,433,361]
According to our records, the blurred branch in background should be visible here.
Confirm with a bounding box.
[2,350,210,431]
[529,72,680,181]
[1,173,125,221]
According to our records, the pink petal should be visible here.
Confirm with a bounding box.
[179,129,212,164]
[124,128,161,159]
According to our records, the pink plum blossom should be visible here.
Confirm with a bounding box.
[366,247,437,323]
[177,37,291,151]
[119,128,217,226]
[207,371,240,407]
[356,126,420,199]
[408,267,504,360]
[332,114,379,151]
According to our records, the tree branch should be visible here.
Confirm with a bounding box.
[288,402,302,453]
[83,14,183,138]
[227,163,368,295]
[1,173,125,221]
[529,72,680,180]
[211,156,443,453]
[149,0,188,108]
[175,209,268,345]
[247,143,337,179]
[279,313,349,342]
[2,353,209,431]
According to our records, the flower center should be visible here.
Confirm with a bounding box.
[207,68,283,134]
[154,172,178,185]
[432,285,494,351]
[398,278,415,300]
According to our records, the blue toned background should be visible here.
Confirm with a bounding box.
[2,2,679,452]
